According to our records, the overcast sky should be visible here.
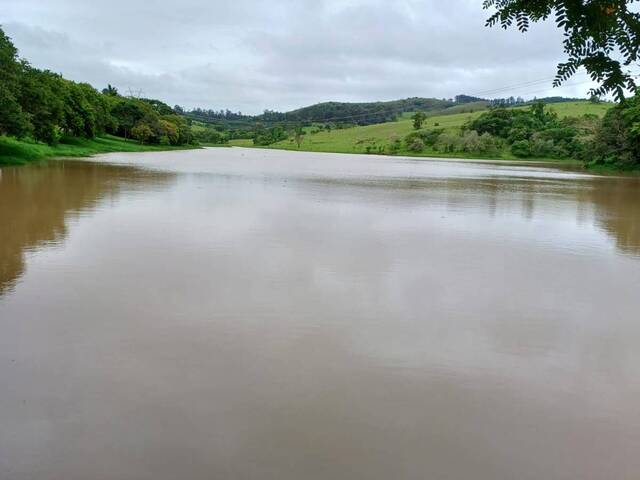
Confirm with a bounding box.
[2,0,603,114]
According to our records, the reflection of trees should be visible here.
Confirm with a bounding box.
[0,160,174,295]
[588,177,640,256]
[305,172,640,256]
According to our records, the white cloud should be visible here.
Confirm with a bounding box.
[1,0,600,113]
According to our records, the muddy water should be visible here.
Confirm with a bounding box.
[1,148,639,480]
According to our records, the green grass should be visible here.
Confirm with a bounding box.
[229,101,613,162]
[0,134,199,165]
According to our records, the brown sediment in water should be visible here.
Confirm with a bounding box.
[1,149,639,480]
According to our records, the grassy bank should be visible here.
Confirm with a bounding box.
[230,101,612,162]
[0,135,200,166]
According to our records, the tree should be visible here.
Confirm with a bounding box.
[111,99,145,140]
[412,111,427,130]
[131,123,153,144]
[483,0,639,100]
[0,27,30,137]
[294,125,305,148]
[102,84,119,96]
[590,92,640,166]
[18,66,65,144]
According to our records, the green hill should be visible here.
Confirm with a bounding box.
[278,97,454,125]
[230,101,613,161]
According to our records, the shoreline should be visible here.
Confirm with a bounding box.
[227,145,640,176]
[0,135,202,167]
[2,137,637,176]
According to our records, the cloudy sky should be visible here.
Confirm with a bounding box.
[2,0,603,114]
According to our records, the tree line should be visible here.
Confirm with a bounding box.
[403,100,639,168]
[0,26,194,147]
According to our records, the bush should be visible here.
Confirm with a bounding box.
[588,93,640,168]
[131,123,154,144]
[408,138,425,152]
[435,133,462,153]
[405,128,444,149]
[388,136,402,154]
[511,140,532,158]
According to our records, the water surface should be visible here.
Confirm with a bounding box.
[1,148,639,480]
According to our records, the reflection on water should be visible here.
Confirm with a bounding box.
[589,177,640,255]
[0,161,175,294]
[0,149,639,480]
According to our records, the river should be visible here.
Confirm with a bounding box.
[1,148,639,480]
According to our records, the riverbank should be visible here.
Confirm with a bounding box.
[228,101,619,168]
[0,135,200,166]
[229,138,585,165]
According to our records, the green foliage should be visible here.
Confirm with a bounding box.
[131,123,154,144]
[412,112,427,130]
[102,84,119,96]
[0,28,30,137]
[294,125,305,148]
[192,125,227,144]
[0,83,31,138]
[238,101,611,164]
[141,98,176,116]
[483,0,639,100]
[408,137,425,152]
[0,134,197,165]
[18,67,65,144]
[588,92,640,167]
[253,125,288,146]
[280,98,454,126]
[469,102,585,158]
[0,26,194,156]
[388,136,403,153]
[511,139,532,157]
[111,99,145,139]
[405,128,445,148]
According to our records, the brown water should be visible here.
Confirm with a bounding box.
[1,148,639,480]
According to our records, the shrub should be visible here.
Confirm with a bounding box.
[588,93,640,167]
[511,139,532,158]
[388,136,402,154]
[131,123,154,144]
[435,133,462,153]
[408,138,425,152]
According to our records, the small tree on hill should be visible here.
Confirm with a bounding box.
[412,112,427,130]
[294,125,305,148]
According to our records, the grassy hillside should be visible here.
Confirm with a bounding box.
[281,97,454,125]
[231,101,612,161]
[0,135,199,165]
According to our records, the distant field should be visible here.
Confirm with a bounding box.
[0,135,199,165]
[230,101,613,161]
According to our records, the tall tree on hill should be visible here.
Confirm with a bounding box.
[483,0,639,100]
[0,27,30,137]
[102,84,119,96]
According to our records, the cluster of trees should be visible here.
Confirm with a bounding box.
[404,128,502,155]
[401,99,639,167]
[277,98,454,126]
[589,94,640,168]
[468,102,591,158]
[191,125,227,145]
[111,96,194,145]
[0,27,194,147]
[253,124,289,146]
